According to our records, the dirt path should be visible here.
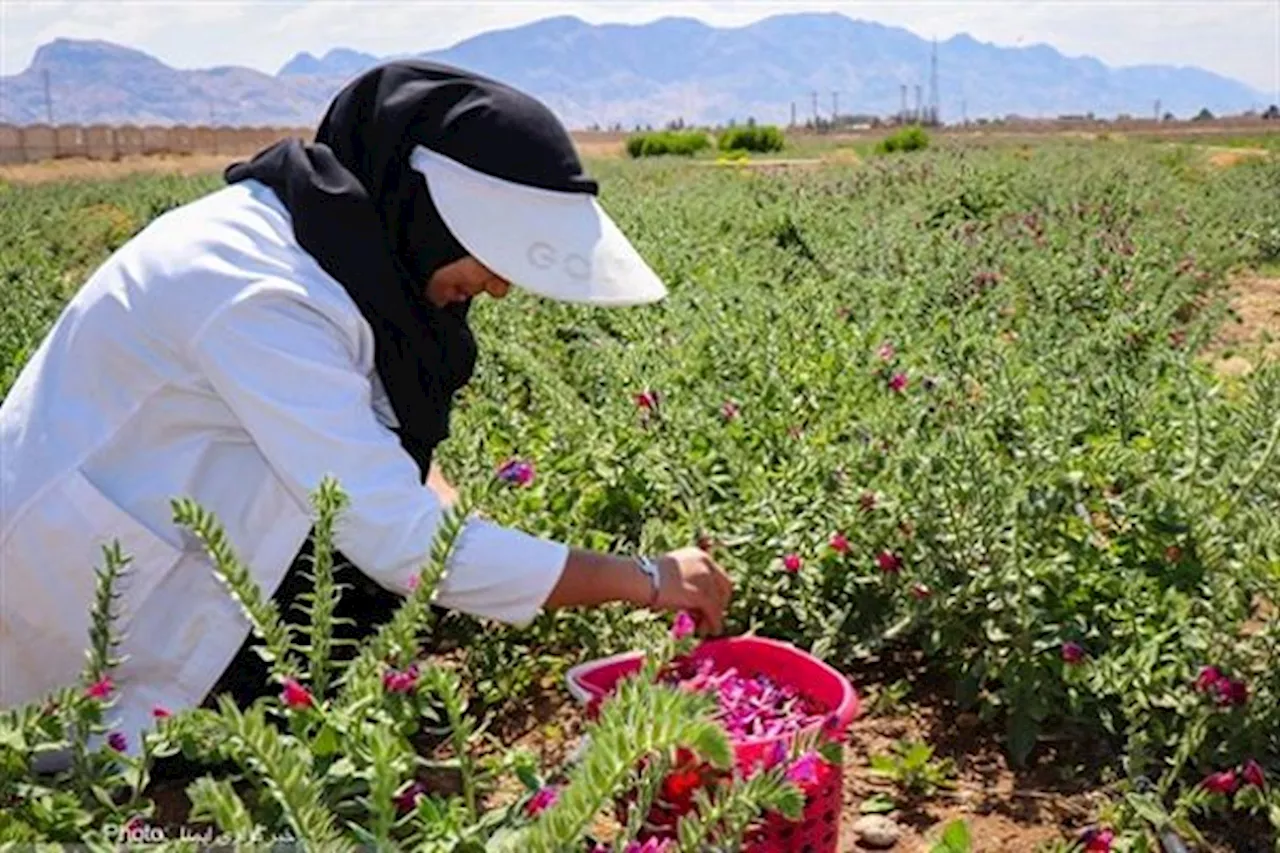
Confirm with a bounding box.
[0,153,239,184]
[1204,274,1280,376]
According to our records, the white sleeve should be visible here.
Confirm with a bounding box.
[189,288,568,626]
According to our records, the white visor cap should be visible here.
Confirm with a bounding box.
[409,145,667,307]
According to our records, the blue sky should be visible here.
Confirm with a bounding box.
[3,0,1277,97]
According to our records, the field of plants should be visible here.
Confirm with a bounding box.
[1,135,1279,852]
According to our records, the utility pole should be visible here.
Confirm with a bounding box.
[961,98,968,125]
[1154,98,1161,122]
[790,101,796,127]
[831,91,839,123]
[811,90,819,124]
[42,70,54,124]
[900,84,908,124]
[928,37,940,125]
[914,85,923,123]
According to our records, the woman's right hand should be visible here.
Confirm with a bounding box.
[655,547,734,635]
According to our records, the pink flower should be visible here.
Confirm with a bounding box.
[1242,760,1266,789]
[496,458,535,487]
[888,372,909,393]
[622,840,674,853]
[1061,642,1085,664]
[785,752,823,786]
[828,532,849,554]
[394,780,426,814]
[634,390,659,410]
[720,401,739,421]
[910,583,932,600]
[1216,679,1248,707]
[124,816,146,835]
[406,575,420,592]
[1202,769,1238,795]
[1195,666,1248,707]
[875,551,902,574]
[280,678,313,709]
[151,705,172,719]
[383,664,419,694]
[1195,666,1224,693]
[525,785,559,816]
[107,731,127,752]
[782,553,803,573]
[1080,827,1115,852]
[878,342,896,361]
[84,676,113,700]
[672,611,696,640]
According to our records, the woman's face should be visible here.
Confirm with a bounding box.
[424,256,511,307]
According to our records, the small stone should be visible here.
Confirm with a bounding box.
[853,814,901,849]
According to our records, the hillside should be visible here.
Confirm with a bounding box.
[1,13,1269,128]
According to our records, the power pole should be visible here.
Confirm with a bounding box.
[928,37,940,125]
[42,70,54,124]
[1154,98,1161,122]
[900,84,908,124]
[790,101,796,127]
[811,90,819,124]
[914,85,923,123]
[832,91,839,122]
[962,98,968,125]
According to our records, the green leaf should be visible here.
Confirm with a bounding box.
[859,793,897,814]
[311,723,339,757]
[1006,712,1039,768]
[931,818,972,853]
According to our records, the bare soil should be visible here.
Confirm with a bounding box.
[1202,147,1272,169]
[1203,274,1280,376]
[0,153,241,184]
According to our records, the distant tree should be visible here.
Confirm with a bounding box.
[1163,112,1176,122]
[1193,107,1214,122]
[1264,105,1280,120]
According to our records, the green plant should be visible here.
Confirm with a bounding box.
[717,125,785,154]
[868,739,956,797]
[876,125,931,154]
[625,131,711,158]
[930,819,972,853]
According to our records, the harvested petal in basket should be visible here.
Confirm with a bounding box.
[566,635,860,853]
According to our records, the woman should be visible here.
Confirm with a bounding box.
[0,60,732,757]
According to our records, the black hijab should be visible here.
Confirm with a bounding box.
[224,60,597,481]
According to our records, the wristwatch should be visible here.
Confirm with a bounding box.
[633,556,662,607]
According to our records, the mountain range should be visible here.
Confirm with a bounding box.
[0,13,1270,129]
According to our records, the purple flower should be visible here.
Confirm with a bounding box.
[1061,642,1085,664]
[496,458,535,487]
[1242,759,1266,789]
[671,611,696,640]
[888,372,909,393]
[785,752,823,786]
[382,663,419,694]
[525,785,559,816]
[107,731,127,752]
[394,780,426,814]
[875,551,902,574]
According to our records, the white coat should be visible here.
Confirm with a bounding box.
[0,179,569,756]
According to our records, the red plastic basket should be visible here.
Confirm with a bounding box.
[566,636,860,853]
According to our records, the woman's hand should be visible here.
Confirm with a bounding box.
[543,547,735,635]
[654,548,734,635]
